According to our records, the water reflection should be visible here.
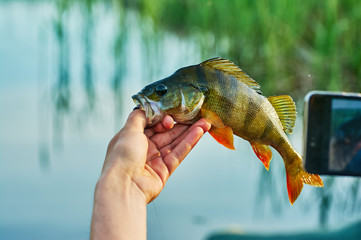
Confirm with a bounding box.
[53,0,71,151]
[82,0,96,113]
[255,160,286,217]
[112,1,127,126]
[29,0,361,237]
[319,177,334,229]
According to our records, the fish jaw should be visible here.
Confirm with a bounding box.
[132,93,165,127]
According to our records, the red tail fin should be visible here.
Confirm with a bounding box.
[286,157,323,205]
[286,171,303,205]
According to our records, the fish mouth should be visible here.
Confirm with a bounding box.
[132,93,164,126]
[132,94,146,111]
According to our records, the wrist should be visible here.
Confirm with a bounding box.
[95,165,147,205]
[91,164,147,240]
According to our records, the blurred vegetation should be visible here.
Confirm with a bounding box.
[134,0,361,97]
[52,0,361,107]
[50,0,361,229]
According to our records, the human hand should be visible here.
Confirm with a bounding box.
[91,110,210,239]
[101,109,211,203]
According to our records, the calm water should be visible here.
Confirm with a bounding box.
[1,1,360,240]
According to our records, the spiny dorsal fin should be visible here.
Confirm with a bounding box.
[268,95,297,134]
[200,57,262,94]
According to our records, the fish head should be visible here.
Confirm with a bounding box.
[132,72,206,126]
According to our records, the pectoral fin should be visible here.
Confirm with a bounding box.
[209,126,235,150]
[200,108,225,128]
[251,142,272,170]
[201,108,235,150]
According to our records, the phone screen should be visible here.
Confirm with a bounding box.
[304,92,361,176]
[329,98,361,175]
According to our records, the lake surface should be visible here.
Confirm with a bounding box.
[1,1,360,240]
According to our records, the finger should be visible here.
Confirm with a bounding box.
[147,124,206,187]
[150,124,189,149]
[151,118,210,150]
[194,118,212,132]
[146,140,161,162]
[164,126,205,175]
[162,115,174,130]
[144,115,174,138]
[123,109,146,133]
[144,128,156,138]
[159,118,210,167]
[159,118,211,153]
[146,156,170,184]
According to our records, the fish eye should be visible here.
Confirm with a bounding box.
[155,84,167,96]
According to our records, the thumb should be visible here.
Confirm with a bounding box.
[123,109,147,133]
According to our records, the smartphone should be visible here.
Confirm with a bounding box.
[303,91,361,176]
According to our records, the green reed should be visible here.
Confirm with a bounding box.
[138,0,361,97]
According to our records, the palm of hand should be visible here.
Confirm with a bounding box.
[106,111,210,203]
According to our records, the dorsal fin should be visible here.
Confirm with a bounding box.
[268,95,297,134]
[200,57,262,94]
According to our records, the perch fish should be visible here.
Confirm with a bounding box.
[132,57,323,204]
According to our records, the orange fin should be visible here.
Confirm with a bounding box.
[285,154,324,205]
[201,108,235,150]
[286,169,304,205]
[209,126,235,150]
[251,142,272,171]
[301,172,324,187]
[200,108,225,128]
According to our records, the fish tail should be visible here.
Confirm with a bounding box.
[285,154,323,205]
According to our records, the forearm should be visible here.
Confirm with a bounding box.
[90,168,147,240]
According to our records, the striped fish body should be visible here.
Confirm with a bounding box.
[132,58,323,204]
[198,65,285,145]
